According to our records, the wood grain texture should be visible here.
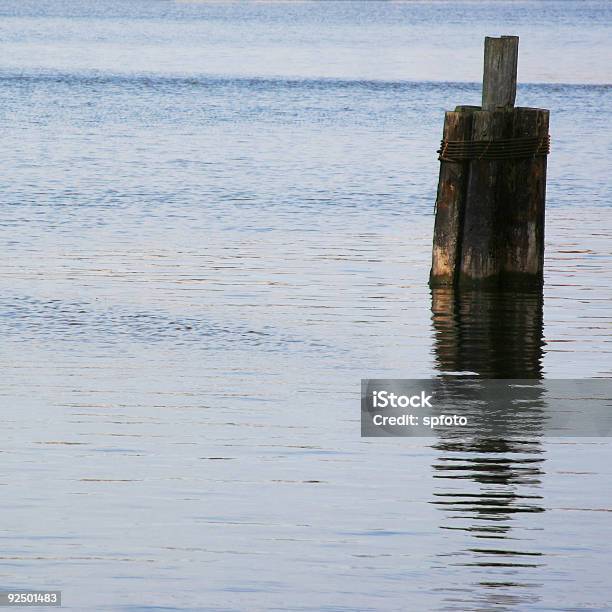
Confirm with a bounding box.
[482,36,519,111]
[500,107,549,283]
[459,109,512,285]
[429,108,476,286]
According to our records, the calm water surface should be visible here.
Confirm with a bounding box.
[0,2,611,610]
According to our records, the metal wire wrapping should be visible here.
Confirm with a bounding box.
[438,134,550,162]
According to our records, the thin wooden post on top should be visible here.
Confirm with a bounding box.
[482,35,519,110]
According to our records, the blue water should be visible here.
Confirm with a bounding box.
[0,2,611,610]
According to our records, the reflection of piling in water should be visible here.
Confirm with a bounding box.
[431,286,544,378]
[430,286,546,611]
[430,436,545,611]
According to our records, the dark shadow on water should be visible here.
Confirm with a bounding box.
[430,287,546,611]
[431,287,545,379]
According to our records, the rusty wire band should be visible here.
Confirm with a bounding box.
[438,134,550,162]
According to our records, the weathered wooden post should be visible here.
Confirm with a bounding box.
[430,36,550,287]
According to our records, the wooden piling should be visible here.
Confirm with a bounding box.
[430,36,550,288]
[430,107,476,285]
[500,107,549,283]
[459,109,510,284]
